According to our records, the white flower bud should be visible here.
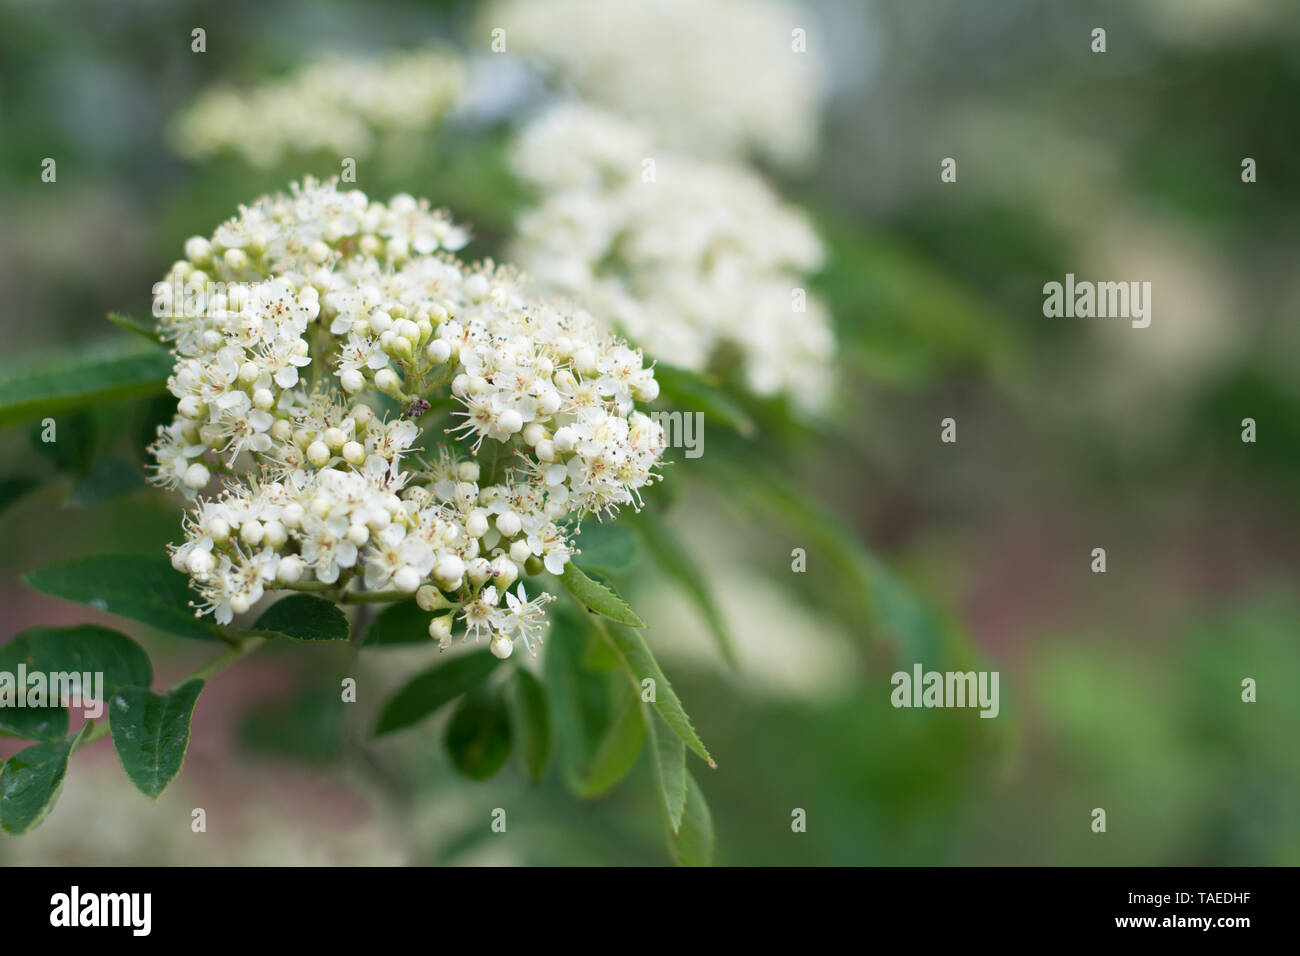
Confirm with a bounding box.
[229,594,251,616]
[433,554,465,589]
[184,236,212,264]
[467,557,493,586]
[489,634,514,660]
[369,310,393,333]
[323,427,346,450]
[282,502,304,529]
[240,520,264,546]
[206,517,230,542]
[239,361,261,385]
[262,520,287,549]
[277,555,305,584]
[522,423,545,446]
[340,368,365,393]
[346,522,370,547]
[509,540,532,565]
[224,248,248,271]
[271,419,293,441]
[307,441,330,467]
[553,426,576,453]
[253,388,275,410]
[187,549,215,576]
[342,441,365,466]
[307,240,331,264]
[182,463,210,490]
[496,511,522,537]
[498,409,523,434]
[491,556,518,589]
[416,585,445,611]
[374,369,400,394]
[393,567,422,593]
[428,615,453,644]
[465,510,489,538]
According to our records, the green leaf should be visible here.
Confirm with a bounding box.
[668,771,715,866]
[444,687,512,781]
[585,611,714,767]
[571,521,639,573]
[0,339,173,428]
[0,476,39,516]
[0,624,153,700]
[509,668,551,781]
[578,688,645,797]
[0,724,89,834]
[374,651,499,737]
[362,599,432,646]
[25,554,222,642]
[646,708,687,833]
[106,312,163,344]
[559,562,645,627]
[109,679,204,799]
[66,458,147,506]
[635,515,738,666]
[252,594,349,642]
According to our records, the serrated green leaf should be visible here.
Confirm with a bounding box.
[444,687,512,781]
[646,708,687,833]
[578,688,645,798]
[635,515,738,666]
[252,593,349,642]
[0,340,173,428]
[509,668,551,781]
[24,554,222,642]
[559,562,645,627]
[374,650,499,737]
[363,598,432,646]
[583,610,714,767]
[668,770,715,866]
[0,723,89,834]
[109,679,204,799]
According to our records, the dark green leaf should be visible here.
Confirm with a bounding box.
[571,522,638,573]
[646,708,687,833]
[0,340,173,428]
[0,476,39,516]
[252,594,349,642]
[363,599,432,646]
[374,650,499,737]
[0,724,88,834]
[635,515,737,666]
[0,625,153,704]
[444,687,512,780]
[109,679,204,799]
[66,458,147,506]
[559,562,645,627]
[509,668,551,781]
[578,688,645,798]
[25,554,222,641]
[668,771,715,866]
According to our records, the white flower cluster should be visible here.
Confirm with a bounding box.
[150,178,666,659]
[510,105,835,411]
[486,0,826,169]
[170,47,465,167]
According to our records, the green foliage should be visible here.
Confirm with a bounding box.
[0,339,170,428]
[508,668,551,781]
[0,724,89,835]
[25,554,224,642]
[252,594,350,642]
[577,686,645,797]
[559,562,645,627]
[362,599,432,646]
[444,687,512,781]
[646,709,687,833]
[109,680,205,799]
[667,771,714,866]
[374,651,500,737]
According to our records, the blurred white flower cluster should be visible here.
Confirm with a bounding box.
[487,0,826,170]
[510,105,835,411]
[169,47,465,167]
[150,178,665,658]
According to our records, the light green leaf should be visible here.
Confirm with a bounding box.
[646,708,687,833]
[0,340,172,428]
[571,521,639,573]
[252,594,349,642]
[668,771,715,866]
[106,312,163,344]
[24,554,222,642]
[559,563,645,627]
[509,668,551,782]
[0,724,89,834]
[374,651,499,737]
[585,610,714,767]
[444,687,512,781]
[109,679,204,799]
[578,688,645,798]
[635,516,737,666]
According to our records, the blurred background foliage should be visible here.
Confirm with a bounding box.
[0,0,1297,864]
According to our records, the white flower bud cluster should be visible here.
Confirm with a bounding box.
[150,179,666,657]
[170,47,465,168]
[485,0,826,170]
[510,105,836,411]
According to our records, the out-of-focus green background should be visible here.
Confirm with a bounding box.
[1,0,1297,865]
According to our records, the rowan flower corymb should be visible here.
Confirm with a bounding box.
[149,177,666,658]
